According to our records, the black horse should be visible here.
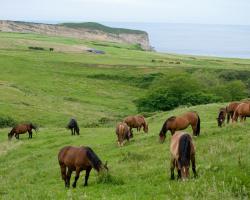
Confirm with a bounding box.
[67,118,80,135]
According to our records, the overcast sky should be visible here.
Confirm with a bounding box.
[1,0,250,25]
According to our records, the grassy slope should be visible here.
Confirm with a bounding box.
[0,32,249,199]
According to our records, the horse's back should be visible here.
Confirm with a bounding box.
[170,132,185,159]
[236,102,250,115]
[170,132,194,160]
[13,123,30,134]
[227,102,240,112]
[116,122,128,135]
[58,146,89,168]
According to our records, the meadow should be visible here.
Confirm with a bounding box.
[0,32,249,199]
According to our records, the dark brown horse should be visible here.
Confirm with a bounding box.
[8,123,37,140]
[115,122,132,147]
[159,112,200,143]
[217,107,227,127]
[123,115,148,134]
[170,131,197,180]
[66,118,80,135]
[232,102,250,122]
[225,102,241,123]
[58,146,108,188]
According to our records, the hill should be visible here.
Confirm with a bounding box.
[60,22,147,34]
[0,32,249,199]
[0,20,151,50]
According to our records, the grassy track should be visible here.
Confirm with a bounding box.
[0,32,249,199]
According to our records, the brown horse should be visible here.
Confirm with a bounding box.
[58,146,108,188]
[217,107,227,127]
[225,102,241,123]
[8,123,37,140]
[115,122,132,147]
[232,102,250,122]
[170,131,197,180]
[159,112,200,143]
[123,115,148,134]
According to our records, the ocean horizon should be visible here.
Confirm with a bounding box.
[30,20,250,59]
[103,22,250,59]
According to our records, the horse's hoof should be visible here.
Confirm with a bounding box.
[72,184,76,188]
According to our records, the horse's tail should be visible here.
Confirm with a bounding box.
[178,134,191,168]
[86,147,102,172]
[195,113,200,136]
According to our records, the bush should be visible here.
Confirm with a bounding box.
[0,116,16,128]
[135,70,248,112]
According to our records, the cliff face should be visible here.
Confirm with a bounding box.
[0,20,151,50]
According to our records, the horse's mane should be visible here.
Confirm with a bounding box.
[85,147,102,171]
[178,134,191,168]
[30,123,37,131]
[167,116,176,121]
[160,116,176,135]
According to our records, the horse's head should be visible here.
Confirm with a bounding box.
[180,164,190,181]
[159,131,166,143]
[159,120,170,143]
[217,110,226,127]
[8,132,13,140]
[31,123,38,132]
[76,126,80,135]
[101,161,109,172]
[217,117,223,127]
[143,123,148,133]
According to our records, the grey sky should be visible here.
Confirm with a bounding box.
[1,0,250,25]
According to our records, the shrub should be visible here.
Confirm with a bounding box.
[0,116,16,128]
[135,70,248,112]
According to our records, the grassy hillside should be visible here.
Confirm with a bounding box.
[60,22,147,35]
[0,32,249,199]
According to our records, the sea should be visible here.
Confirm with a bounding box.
[103,22,250,59]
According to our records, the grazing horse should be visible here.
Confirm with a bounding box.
[225,102,241,123]
[115,122,132,147]
[232,102,250,122]
[8,123,37,140]
[67,118,80,135]
[123,115,148,134]
[170,132,197,180]
[159,112,200,143]
[217,108,227,127]
[58,146,108,188]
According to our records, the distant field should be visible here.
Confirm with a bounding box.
[0,32,249,199]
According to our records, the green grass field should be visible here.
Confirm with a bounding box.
[0,32,249,200]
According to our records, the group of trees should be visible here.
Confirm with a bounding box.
[135,70,249,112]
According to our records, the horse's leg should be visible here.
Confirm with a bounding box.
[227,112,230,123]
[231,112,234,123]
[72,167,81,188]
[84,167,92,186]
[28,130,32,139]
[240,116,244,122]
[177,169,181,180]
[16,134,19,139]
[191,154,197,178]
[66,169,72,187]
[60,164,67,187]
[170,158,175,180]
[71,128,73,136]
